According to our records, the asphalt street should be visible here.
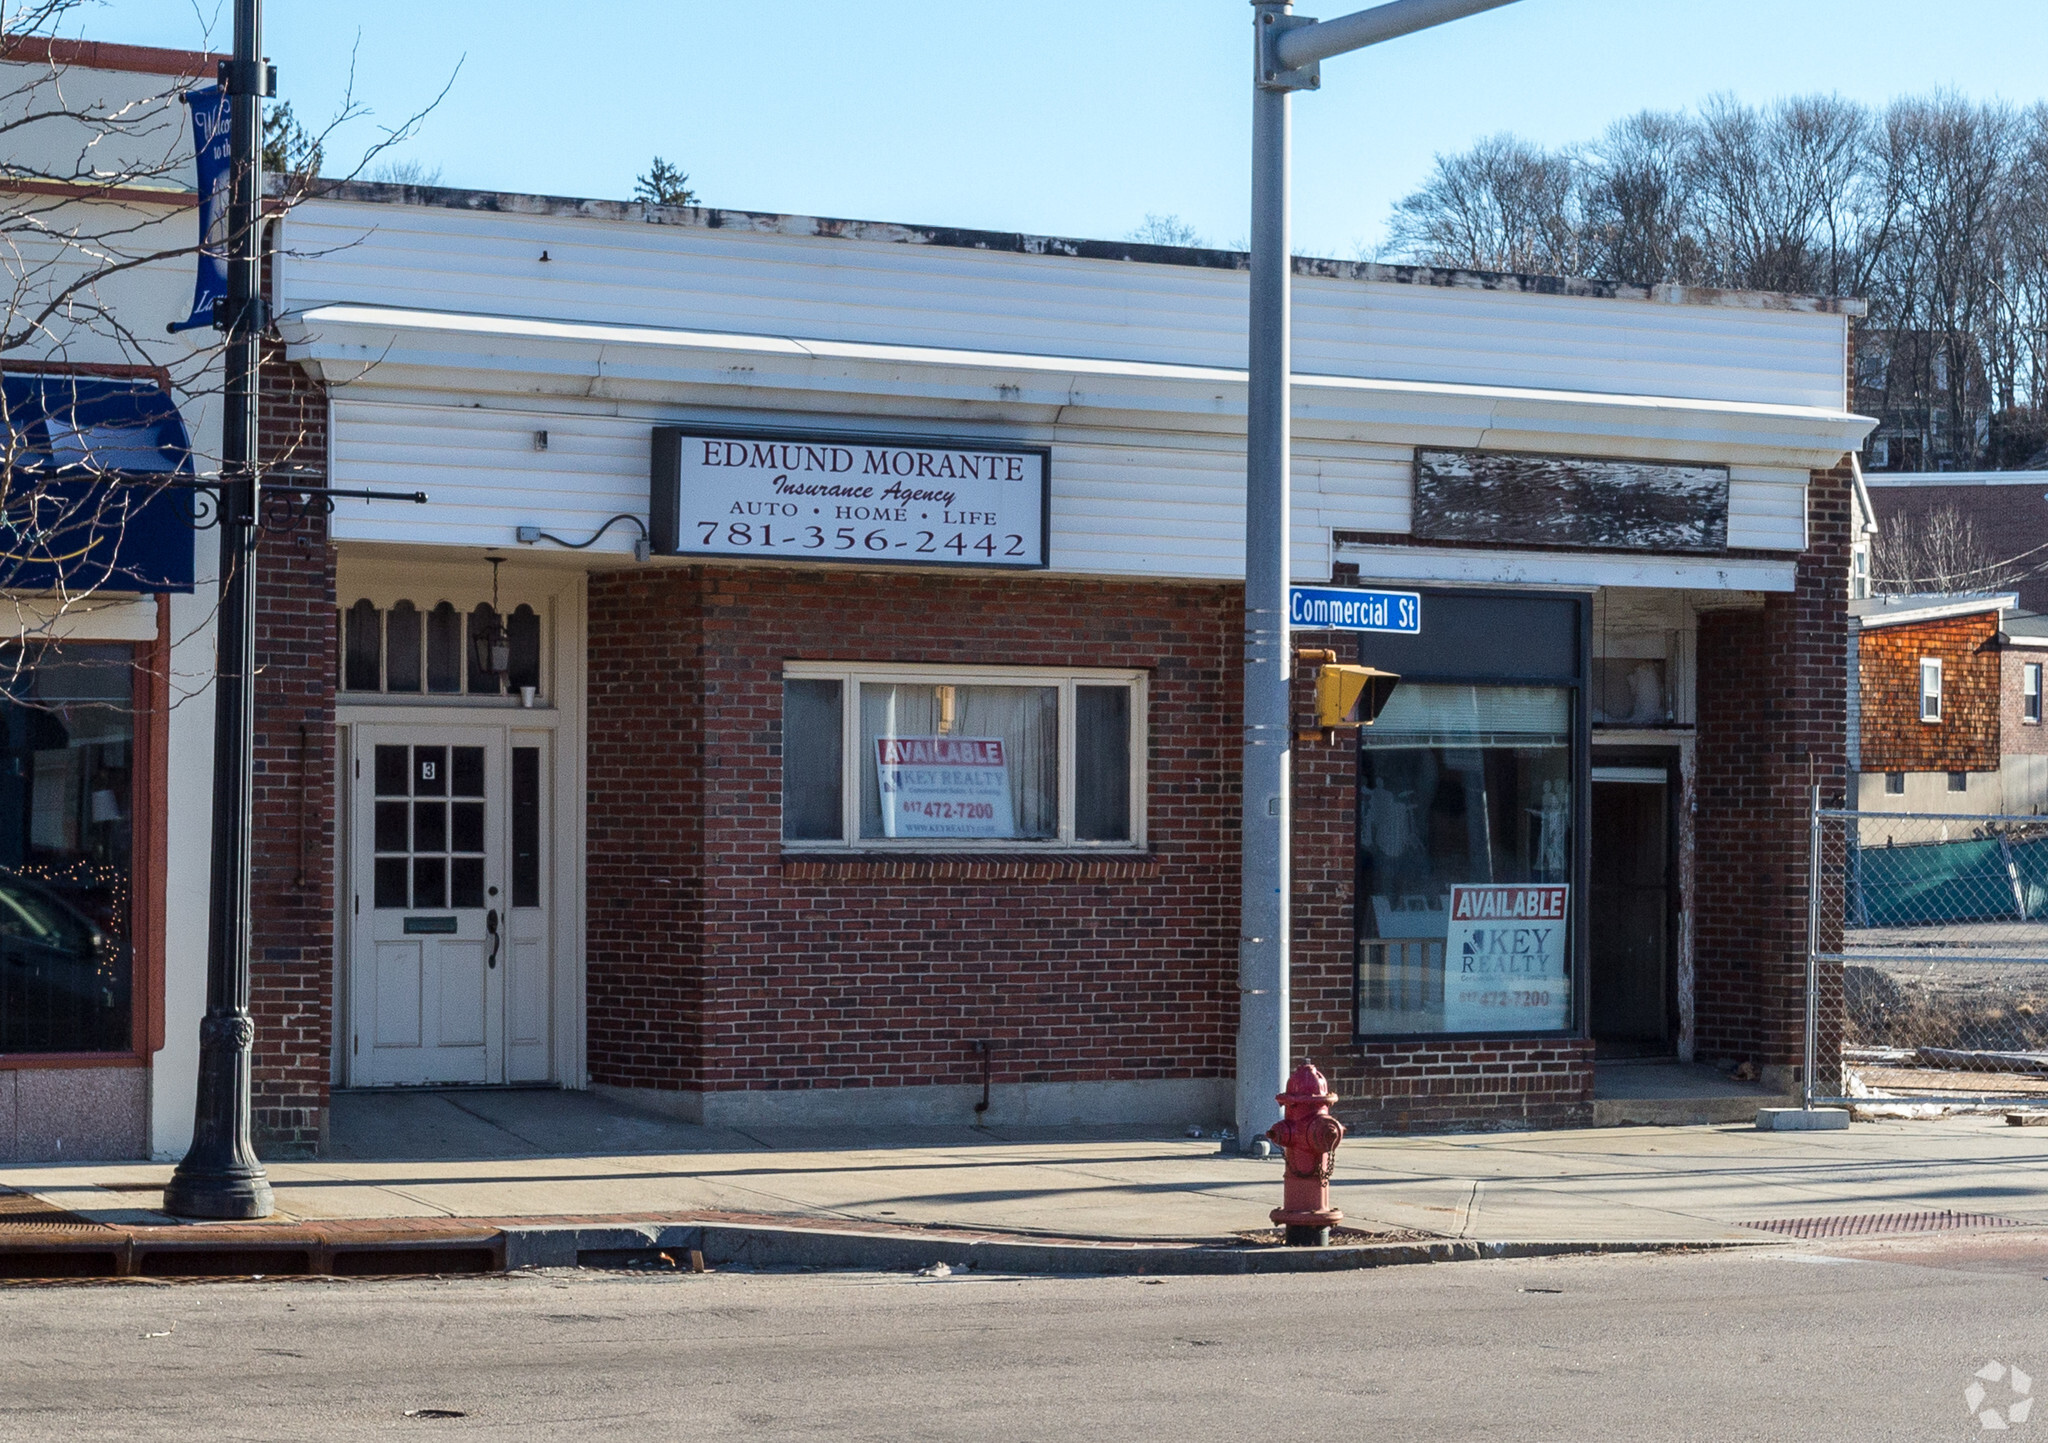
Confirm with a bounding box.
[4,1237,2046,1441]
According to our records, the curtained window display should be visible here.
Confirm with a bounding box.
[0,645,135,1054]
[782,666,1145,849]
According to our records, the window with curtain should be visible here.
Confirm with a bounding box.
[782,666,1145,849]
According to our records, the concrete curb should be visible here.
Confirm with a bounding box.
[501,1221,1765,1276]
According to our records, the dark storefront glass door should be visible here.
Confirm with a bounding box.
[1589,763,1676,1054]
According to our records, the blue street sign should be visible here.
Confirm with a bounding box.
[1288,585,1421,633]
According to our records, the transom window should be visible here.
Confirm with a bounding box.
[340,598,541,697]
[781,664,1146,850]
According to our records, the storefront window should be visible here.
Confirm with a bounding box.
[0,646,133,1054]
[782,666,1145,849]
[1357,682,1574,1037]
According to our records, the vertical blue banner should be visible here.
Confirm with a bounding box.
[168,85,231,334]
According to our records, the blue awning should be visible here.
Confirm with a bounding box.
[0,373,197,594]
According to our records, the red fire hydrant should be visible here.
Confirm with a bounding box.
[1268,1062,1345,1246]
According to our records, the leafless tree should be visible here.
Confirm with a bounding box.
[1871,502,2028,594]
[1384,89,2048,472]
[1126,213,1205,249]
[1386,133,1584,277]
[1,0,457,668]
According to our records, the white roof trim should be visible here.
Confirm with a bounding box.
[277,303,1875,471]
[1863,470,2048,488]
[1332,542,1798,593]
[1851,593,2019,629]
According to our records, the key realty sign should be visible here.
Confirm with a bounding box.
[1442,884,1570,1032]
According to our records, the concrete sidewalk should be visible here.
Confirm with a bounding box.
[4,1088,2047,1254]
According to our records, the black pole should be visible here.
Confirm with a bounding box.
[165,0,273,1220]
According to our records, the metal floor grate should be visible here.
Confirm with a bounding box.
[0,1187,103,1233]
[1743,1209,2026,1240]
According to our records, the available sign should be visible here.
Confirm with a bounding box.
[876,736,1016,839]
[650,427,1049,569]
[1442,884,1570,1032]
[1288,586,1420,634]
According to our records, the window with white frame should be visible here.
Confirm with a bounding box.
[781,664,1146,849]
[1920,658,1943,723]
[2027,662,2042,724]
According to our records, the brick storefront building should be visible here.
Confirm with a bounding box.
[215,182,1874,1154]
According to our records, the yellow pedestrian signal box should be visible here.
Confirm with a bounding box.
[1314,664,1399,729]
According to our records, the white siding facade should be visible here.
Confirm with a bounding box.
[276,192,1870,588]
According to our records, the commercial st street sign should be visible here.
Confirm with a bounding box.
[1288,585,1421,633]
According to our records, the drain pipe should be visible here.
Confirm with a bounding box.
[971,1040,993,1122]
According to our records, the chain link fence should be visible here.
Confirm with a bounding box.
[1810,800,2048,1109]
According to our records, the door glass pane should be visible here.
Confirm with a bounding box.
[451,801,484,854]
[385,601,422,693]
[450,856,485,909]
[512,747,540,907]
[412,856,447,909]
[782,679,843,842]
[426,602,463,693]
[374,801,408,853]
[374,856,409,909]
[374,745,408,797]
[1357,683,1574,1038]
[344,600,381,692]
[452,747,485,798]
[1074,685,1131,842]
[413,747,446,797]
[412,801,447,853]
[859,683,1057,840]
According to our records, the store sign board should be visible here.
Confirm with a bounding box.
[1289,585,1421,633]
[1442,884,1570,1032]
[875,736,1015,839]
[650,427,1049,569]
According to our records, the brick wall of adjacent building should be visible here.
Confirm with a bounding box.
[1692,461,1853,1078]
[248,332,336,1156]
[2000,643,2048,756]
[1856,612,2001,774]
[1869,484,2048,613]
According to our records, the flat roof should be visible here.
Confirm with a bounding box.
[1852,592,2019,629]
[298,179,1868,318]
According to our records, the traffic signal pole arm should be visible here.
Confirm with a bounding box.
[1273,0,1523,73]
[1235,0,1524,1155]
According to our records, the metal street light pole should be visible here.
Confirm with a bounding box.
[165,0,274,1219]
[1236,0,1523,1151]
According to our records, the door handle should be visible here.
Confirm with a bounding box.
[486,908,500,969]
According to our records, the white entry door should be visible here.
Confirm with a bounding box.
[348,725,552,1086]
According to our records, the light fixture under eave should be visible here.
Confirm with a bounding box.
[473,555,510,680]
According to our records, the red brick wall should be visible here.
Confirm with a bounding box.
[1692,462,1852,1073]
[1288,633,1595,1133]
[583,573,1602,1133]
[584,566,1244,1100]
[1856,612,2000,774]
[247,336,335,1155]
[583,571,706,1090]
[2002,645,2048,756]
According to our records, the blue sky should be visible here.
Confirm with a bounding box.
[88,1,2048,258]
